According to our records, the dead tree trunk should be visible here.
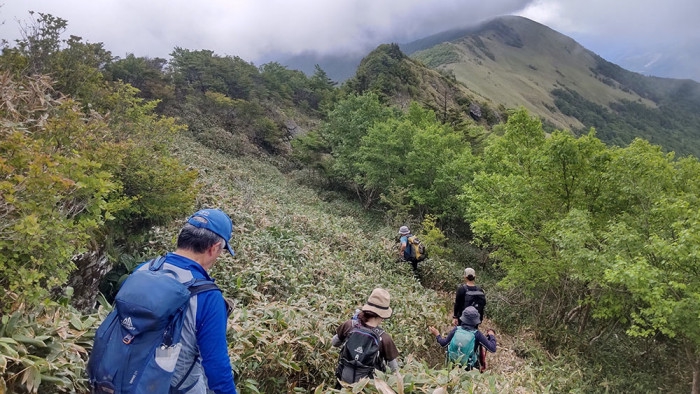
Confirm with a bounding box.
[65,250,111,311]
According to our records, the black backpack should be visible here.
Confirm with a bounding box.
[336,322,385,383]
[463,285,486,320]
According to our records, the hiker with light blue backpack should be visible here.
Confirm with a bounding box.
[428,306,497,372]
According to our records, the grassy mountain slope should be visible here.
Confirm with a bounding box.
[403,15,700,156]
[406,16,652,129]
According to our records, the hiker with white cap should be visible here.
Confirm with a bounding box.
[429,306,496,371]
[453,267,486,327]
[332,288,400,385]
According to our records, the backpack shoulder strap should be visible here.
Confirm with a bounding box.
[189,279,220,296]
[465,285,484,294]
[350,323,383,342]
[147,255,183,280]
[148,256,167,271]
[371,326,384,341]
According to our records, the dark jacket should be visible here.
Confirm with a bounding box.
[453,284,486,321]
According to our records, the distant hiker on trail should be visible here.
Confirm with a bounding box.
[88,208,238,394]
[332,288,400,386]
[398,225,426,273]
[453,267,486,327]
[429,306,497,372]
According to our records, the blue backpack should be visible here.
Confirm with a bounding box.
[447,327,478,368]
[87,256,220,393]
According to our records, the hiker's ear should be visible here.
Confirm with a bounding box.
[210,241,224,255]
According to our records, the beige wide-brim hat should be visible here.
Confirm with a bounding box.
[362,288,393,319]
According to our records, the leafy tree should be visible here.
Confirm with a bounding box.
[12,11,67,75]
[0,73,125,310]
[556,140,700,393]
[463,109,611,329]
[402,104,476,219]
[309,64,336,92]
[309,64,337,113]
[2,11,113,105]
[104,54,174,108]
[0,62,197,310]
[464,108,700,391]
[355,116,413,205]
[319,92,396,184]
[345,43,418,100]
[169,47,258,100]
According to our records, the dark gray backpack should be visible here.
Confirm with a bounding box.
[336,323,385,383]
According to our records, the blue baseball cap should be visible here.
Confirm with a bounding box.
[187,209,235,255]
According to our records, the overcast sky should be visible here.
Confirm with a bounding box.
[1,0,699,80]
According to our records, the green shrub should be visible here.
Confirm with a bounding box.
[0,300,99,393]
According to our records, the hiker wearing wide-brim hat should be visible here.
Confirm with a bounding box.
[362,288,393,319]
[331,288,400,386]
[429,306,497,372]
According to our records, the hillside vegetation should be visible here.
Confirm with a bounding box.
[1,10,699,394]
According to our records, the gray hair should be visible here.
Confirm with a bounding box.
[176,223,224,253]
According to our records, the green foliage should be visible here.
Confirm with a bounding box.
[169,47,258,100]
[552,86,700,157]
[312,96,475,221]
[0,73,124,309]
[413,43,461,68]
[81,79,199,234]
[11,11,68,75]
[103,54,175,108]
[464,107,700,390]
[345,43,419,100]
[0,300,98,393]
[420,215,452,259]
[319,92,395,188]
[0,68,196,309]
[400,104,476,219]
[259,61,325,111]
[252,117,286,153]
[3,11,112,106]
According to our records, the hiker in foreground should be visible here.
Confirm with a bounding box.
[88,208,237,394]
[332,288,400,386]
[429,306,496,372]
[453,267,486,327]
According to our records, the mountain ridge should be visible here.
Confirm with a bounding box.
[281,15,700,155]
[401,15,700,156]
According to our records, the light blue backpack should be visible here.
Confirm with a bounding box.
[447,327,478,368]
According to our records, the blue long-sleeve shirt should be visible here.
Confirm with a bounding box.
[138,253,237,394]
[434,326,497,353]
